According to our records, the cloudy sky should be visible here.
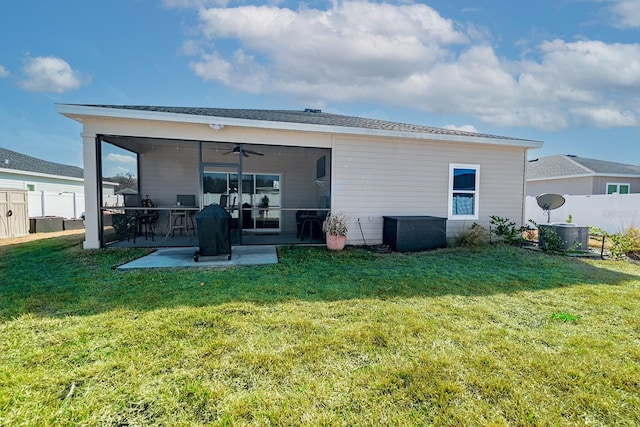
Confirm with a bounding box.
[1,0,639,176]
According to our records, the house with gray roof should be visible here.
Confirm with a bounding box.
[56,104,543,249]
[0,146,85,193]
[0,146,119,195]
[526,154,640,196]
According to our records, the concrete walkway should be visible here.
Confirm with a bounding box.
[116,245,278,270]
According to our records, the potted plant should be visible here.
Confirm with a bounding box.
[322,211,348,250]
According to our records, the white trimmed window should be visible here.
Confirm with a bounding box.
[606,183,630,194]
[448,164,479,220]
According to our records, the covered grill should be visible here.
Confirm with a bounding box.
[194,204,232,261]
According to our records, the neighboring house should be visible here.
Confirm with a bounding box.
[0,146,119,220]
[0,146,119,196]
[527,154,640,196]
[56,104,543,249]
[1,146,86,193]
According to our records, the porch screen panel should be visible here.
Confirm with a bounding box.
[203,172,227,206]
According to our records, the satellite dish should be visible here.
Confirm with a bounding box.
[536,193,565,223]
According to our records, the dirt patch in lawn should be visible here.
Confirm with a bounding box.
[0,229,85,247]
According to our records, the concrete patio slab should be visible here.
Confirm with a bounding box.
[116,245,278,270]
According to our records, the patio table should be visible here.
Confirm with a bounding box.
[107,206,200,237]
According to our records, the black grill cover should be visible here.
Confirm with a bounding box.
[195,204,231,256]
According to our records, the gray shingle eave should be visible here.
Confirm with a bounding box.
[528,154,640,180]
[55,104,543,149]
[0,146,84,179]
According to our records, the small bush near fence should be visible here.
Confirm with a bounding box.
[609,228,640,260]
[489,215,531,246]
[530,220,567,253]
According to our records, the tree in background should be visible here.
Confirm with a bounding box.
[104,172,137,192]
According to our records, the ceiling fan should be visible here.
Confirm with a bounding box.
[223,145,264,157]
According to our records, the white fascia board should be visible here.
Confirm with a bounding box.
[55,104,543,149]
[0,167,84,182]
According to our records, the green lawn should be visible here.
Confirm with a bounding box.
[1,234,639,426]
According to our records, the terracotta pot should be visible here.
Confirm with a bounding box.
[326,233,347,250]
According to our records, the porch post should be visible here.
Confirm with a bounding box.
[82,132,101,249]
[237,145,243,245]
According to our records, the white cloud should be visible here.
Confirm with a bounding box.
[182,1,640,131]
[0,65,9,78]
[19,56,86,93]
[107,153,137,164]
[180,39,202,56]
[444,124,478,133]
[609,0,640,28]
[191,2,467,88]
[570,107,637,127]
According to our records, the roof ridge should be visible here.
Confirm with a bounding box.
[562,155,594,175]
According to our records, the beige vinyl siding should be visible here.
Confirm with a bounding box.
[138,141,200,207]
[333,136,527,245]
[593,176,640,194]
[86,118,332,149]
[526,177,594,196]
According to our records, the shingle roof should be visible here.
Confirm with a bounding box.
[0,147,83,179]
[81,105,539,144]
[528,155,640,179]
[569,156,640,175]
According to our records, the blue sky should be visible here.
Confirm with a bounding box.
[1,0,639,178]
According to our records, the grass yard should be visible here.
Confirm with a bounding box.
[1,234,639,426]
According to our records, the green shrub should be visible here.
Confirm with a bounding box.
[589,226,607,237]
[609,228,640,259]
[489,216,530,246]
[529,220,565,253]
[111,213,137,239]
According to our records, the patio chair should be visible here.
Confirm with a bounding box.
[219,194,228,208]
[137,195,158,241]
[296,210,325,241]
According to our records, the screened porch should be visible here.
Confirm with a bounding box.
[98,136,331,248]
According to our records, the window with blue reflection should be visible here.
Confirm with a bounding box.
[450,165,478,218]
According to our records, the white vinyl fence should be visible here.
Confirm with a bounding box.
[28,192,124,219]
[525,194,640,234]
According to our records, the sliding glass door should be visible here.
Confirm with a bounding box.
[254,174,280,231]
[203,168,280,232]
